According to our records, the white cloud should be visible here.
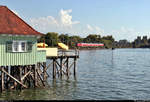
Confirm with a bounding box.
[110,26,142,41]
[87,24,93,31]
[95,26,104,34]
[30,9,80,33]
[30,16,59,32]
[86,24,104,35]
[60,9,79,27]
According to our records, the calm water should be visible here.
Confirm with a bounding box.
[1,48,150,100]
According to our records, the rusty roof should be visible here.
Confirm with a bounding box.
[0,6,43,36]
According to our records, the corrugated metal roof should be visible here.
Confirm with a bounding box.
[0,6,43,36]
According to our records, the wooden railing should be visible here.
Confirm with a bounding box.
[58,49,79,57]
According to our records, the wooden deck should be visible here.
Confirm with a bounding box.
[46,49,79,79]
[46,49,79,59]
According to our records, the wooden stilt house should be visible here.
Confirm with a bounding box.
[0,6,47,91]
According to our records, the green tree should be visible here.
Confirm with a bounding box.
[101,35,115,48]
[45,32,59,47]
[69,36,83,48]
[83,34,101,43]
[58,34,70,45]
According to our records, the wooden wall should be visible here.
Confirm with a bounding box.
[0,35,46,66]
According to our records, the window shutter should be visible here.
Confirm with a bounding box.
[6,41,13,52]
[27,41,33,52]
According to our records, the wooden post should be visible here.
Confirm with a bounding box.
[43,62,46,83]
[66,58,69,77]
[60,57,63,77]
[23,66,27,86]
[5,66,9,89]
[34,64,37,87]
[19,66,22,90]
[53,59,56,79]
[74,58,77,77]
[1,67,4,92]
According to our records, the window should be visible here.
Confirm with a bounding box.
[13,41,19,52]
[27,42,33,52]
[12,41,27,52]
[6,40,32,53]
[21,42,26,52]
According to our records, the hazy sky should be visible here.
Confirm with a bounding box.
[1,0,150,41]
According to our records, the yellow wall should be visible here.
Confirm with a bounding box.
[37,48,58,56]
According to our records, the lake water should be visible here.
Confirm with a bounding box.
[1,48,150,100]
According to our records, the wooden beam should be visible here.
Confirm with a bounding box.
[36,69,45,86]
[21,71,31,81]
[1,68,27,88]
[43,62,46,82]
[45,61,53,70]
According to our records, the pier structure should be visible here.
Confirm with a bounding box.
[0,49,79,92]
[46,49,79,79]
[0,6,79,92]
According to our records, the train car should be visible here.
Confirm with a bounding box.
[77,43,104,47]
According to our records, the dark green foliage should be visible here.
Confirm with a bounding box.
[69,36,83,48]
[45,32,59,47]
[37,35,45,43]
[83,34,101,43]
[59,34,70,45]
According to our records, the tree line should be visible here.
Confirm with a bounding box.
[38,32,115,49]
[38,32,150,49]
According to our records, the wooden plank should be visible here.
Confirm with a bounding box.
[36,69,45,86]
[1,68,27,88]
[21,71,31,81]
[45,61,53,70]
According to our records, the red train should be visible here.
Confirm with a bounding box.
[77,43,104,47]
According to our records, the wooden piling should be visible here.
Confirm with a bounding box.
[53,59,56,79]
[66,58,69,77]
[19,66,22,90]
[43,62,46,83]
[74,58,77,77]
[34,65,37,87]
[60,57,63,77]
[1,67,4,91]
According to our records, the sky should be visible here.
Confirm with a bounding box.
[1,0,150,41]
